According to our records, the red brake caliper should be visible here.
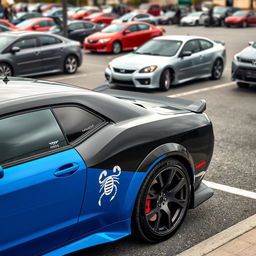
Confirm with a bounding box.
[145,195,151,214]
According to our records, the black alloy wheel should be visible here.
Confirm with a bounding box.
[132,159,191,242]
[0,63,13,76]
[159,69,172,91]
[211,59,223,80]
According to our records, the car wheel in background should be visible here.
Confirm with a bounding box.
[112,41,122,54]
[132,158,191,242]
[159,69,172,91]
[0,63,13,76]
[64,55,78,74]
[242,21,248,28]
[237,82,249,88]
[168,19,172,25]
[211,59,223,80]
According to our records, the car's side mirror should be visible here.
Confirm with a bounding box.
[32,24,39,30]
[181,51,192,57]
[249,41,254,46]
[11,46,20,53]
[123,30,131,35]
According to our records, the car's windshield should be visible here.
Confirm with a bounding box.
[188,12,202,17]
[139,4,149,10]
[119,13,134,20]
[17,19,35,28]
[0,35,15,50]
[213,7,227,14]
[135,39,182,57]
[88,13,101,18]
[232,11,248,16]
[102,24,126,33]
[49,25,61,32]
[165,11,175,16]
[15,12,26,18]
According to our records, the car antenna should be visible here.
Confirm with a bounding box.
[3,75,10,85]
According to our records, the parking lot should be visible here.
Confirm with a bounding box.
[36,25,256,256]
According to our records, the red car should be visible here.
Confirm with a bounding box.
[137,3,161,16]
[70,7,101,20]
[225,10,256,27]
[83,12,117,25]
[16,17,56,31]
[84,22,164,54]
[0,19,18,30]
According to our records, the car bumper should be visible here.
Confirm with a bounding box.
[232,60,256,85]
[181,20,196,26]
[105,67,161,89]
[84,42,112,52]
[225,21,242,26]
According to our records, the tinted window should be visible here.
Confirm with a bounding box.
[0,22,9,27]
[48,20,56,26]
[69,22,84,31]
[13,38,37,49]
[0,109,67,165]
[53,107,104,143]
[38,20,49,27]
[39,35,62,46]
[127,24,138,32]
[200,39,213,50]
[135,14,148,19]
[138,24,150,31]
[84,22,94,29]
[182,40,201,54]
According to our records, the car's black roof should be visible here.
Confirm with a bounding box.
[0,77,148,122]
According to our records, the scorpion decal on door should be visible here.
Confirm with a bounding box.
[98,166,122,207]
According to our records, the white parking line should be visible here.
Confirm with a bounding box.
[168,81,235,98]
[204,180,256,200]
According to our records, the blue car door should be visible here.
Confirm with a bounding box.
[0,109,86,256]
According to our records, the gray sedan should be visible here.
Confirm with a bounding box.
[0,31,82,77]
[105,35,226,90]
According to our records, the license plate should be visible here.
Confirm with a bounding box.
[246,70,256,79]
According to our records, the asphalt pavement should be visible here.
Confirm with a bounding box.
[39,25,256,256]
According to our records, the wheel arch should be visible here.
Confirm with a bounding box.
[159,66,175,84]
[0,61,14,76]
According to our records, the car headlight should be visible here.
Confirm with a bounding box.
[139,65,157,73]
[234,54,241,62]
[99,38,111,43]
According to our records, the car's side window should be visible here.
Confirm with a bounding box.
[182,40,201,54]
[199,39,213,50]
[84,22,94,29]
[138,24,150,31]
[39,35,62,46]
[53,106,104,143]
[13,37,37,50]
[0,109,67,165]
[126,24,138,33]
[38,20,49,28]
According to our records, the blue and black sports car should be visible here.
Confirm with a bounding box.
[0,78,214,256]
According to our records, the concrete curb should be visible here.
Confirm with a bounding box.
[177,214,256,256]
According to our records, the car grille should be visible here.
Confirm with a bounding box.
[87,39,98,44]
[240,58,256,65]
[112,78,135,86]
[86,46,97,50]
[113,68,135,74]
[235,67,256,82]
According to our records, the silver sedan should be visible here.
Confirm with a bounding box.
[105,35,226,90]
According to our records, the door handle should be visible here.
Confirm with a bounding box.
[199,55,204,60]
[54,163,79,177]
[35,51,40,56]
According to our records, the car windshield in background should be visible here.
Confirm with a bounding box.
[49,25,61,32]
[120,13,133,20]
[135,40,182,57]
[214,7,227,14]
[232,11,249,16]
[139,4,149,10]
[102,24,126,33]
[188,12,202,17]
[88,13,101,18]
[17,19,35,28]
[0,36,15,50]
[165,11,176,16]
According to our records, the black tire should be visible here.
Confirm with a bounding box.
[242,21,248,28]
[64,55,78,74]
[159,69,172,91]
[195,20,199,26]
[132,159,191,242]
[237,82,249,88]
[211,59,224,80]
[168,19,172,25]
[112,41,122,54]
[0,63,13,76]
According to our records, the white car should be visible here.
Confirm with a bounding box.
[181,12,208,26]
